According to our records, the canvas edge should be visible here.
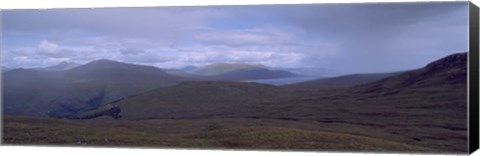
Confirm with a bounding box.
[469,1,480,154]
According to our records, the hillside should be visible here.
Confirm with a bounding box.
[356,52,467,94]
[2,66,15,72]
[167,63,297,81]
[94,53,467,121]
[3,115,432,152]
[114,81,284,119]
[2,59,193,118]
[35,61,80,71]
[80,52,468,152]
[190,63,297,81]
[285,71,405,90]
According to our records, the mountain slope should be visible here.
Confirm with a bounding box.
[285,71,405,90]
[95,52,467,121]
[2,59,193,118]
[357,52,467,94]
[114,81,283,119]
[2,66,15,72]
[84,52,467,152]
[172,63,297,81]
[36,61,80,71]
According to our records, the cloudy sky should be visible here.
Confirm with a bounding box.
[2,2,469,74]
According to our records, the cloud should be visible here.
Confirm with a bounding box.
[3,7,228,43]
[2,2,469,73]
[36,40,68,57]
[120,48,146,55]
[261,2,469,73]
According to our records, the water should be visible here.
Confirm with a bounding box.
[243,76,319,86]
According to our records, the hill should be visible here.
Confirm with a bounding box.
[92,53,467,121]
[35,61,80,71]
[2,66,15,72]
[113,81,284,119]
[2,59,193,118]
[81,52,467,152]
[285,71,405,90]
[357,52,467,94]
[168,63,297,81]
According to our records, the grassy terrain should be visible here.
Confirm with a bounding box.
[3,116,436,153]
[2,53,468,153]
[285,71,405,90]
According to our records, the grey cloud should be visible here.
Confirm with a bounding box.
[120,48,146,55]
[265,2,469,73]
[2,2,469,73]
[3,7,227,43]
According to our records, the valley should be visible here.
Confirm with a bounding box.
[2,52,469,153]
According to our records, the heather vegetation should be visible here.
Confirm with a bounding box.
[2,53,468,153]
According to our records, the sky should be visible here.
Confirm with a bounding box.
[1,2,469,74]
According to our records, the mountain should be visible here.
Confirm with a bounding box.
[4,52,466,152]
[194,63,268,75]
[65,59,182,83]
[179,65,198,73]
[357,52,467,94]
[164,69,200,77]
[88,52,467,120]
[80,52,467,152]
[36,61,80,71]
[168,63,297,81]
[2,66,15,72]
[108,81,283,119]
[285,71,405,90]
[2,59,193,118]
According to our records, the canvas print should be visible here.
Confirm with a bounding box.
[1,2,472,154]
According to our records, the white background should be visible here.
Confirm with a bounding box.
[0,0,479,156]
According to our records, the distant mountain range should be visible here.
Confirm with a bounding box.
[3,62,81,73]
[3,52,467,126]
[36,61,80,71]
[3,59,192,118]
[2,60,297,118]
[2,67,14,72]
[166,63,297,81]
[3,52,468,152]
[80,53,467,123]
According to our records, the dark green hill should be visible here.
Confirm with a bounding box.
[96,53,467,122]
[357,52,467,94]
[114,81,284,119]
[2,52,468,152]
[285,71,405,90]
[187,63,297,81]
[2,60,193,118]
[82,52,467,152]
